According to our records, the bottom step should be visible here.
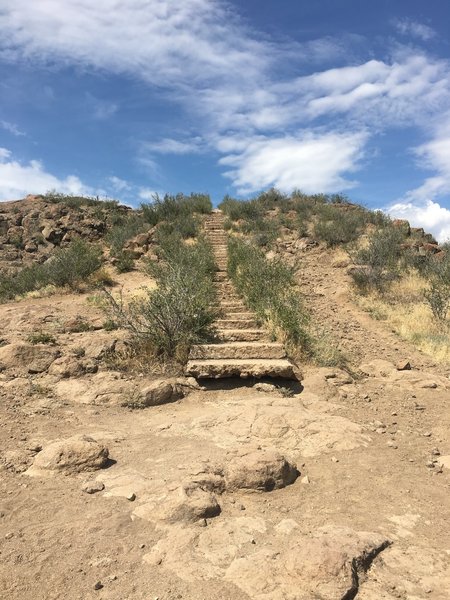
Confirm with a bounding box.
[185,359,298,380]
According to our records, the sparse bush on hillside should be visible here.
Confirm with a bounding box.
[422,252,450,322]
[106,213,147,272]
[227,238,309,350]
[349,226,406,293]
[104,234,217,361]
[141,192,212,227]
[0,239,103,301]
[43,190,120,211]
[218,196,263,221]
[313,204,372,246]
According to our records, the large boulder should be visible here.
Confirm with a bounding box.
[27,435,109,476]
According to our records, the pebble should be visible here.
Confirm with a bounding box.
[198,519,207,528]
[301,475,310,484]
[126,492,136,502]
[431,448,440,456]
[387,441,398,449]
[93,582,103,591]
[423,432,432,437]
[331,456,339,463]
[239,504,246,511]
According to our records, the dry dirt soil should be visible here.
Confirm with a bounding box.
[1,249,450,600]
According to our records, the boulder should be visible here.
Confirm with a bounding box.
[28,435,109,476]
[139,380,183,407]
[225,449,299,492]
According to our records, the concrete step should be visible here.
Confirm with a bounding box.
[217,329,268,342]
[185,358,297,379]
[216,318,258,329]
[189,342,286,360]
[221,311,255,320]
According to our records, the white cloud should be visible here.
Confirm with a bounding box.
[108,176,131,192]
[0,120,25,136]
[218,131,368,195]
[142,137,203,155]
[393,18,437,42]
[0,147,91,200]
[138,188,163,201]
[388,200,450,243]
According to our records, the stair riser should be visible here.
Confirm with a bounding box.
[216,320,258,329]
[190,346,286,359]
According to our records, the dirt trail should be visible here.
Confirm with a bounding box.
[1,246,450,600]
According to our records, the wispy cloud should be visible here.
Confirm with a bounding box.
[0,120,25,136]
[142,137,204,155]
[85,92,118,120]
[0,147,91,200]
[392,18,437,42]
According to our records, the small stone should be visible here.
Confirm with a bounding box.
[423,432,432,437]
[82,481,105,494]
[331,457,339,463]
[139,543,146,549]
[5,532,14,540]
[239,504,246,511]
[198,519,207,528]
[387,441,398,449]
[396,360,411,371]
[94,582,103,590]
[251,539,256,544]
[301,475,310,484]
[126,492,136,502]
[431,448,440,456]
[426,461,435,469]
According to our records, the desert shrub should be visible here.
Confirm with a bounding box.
[104,235,217,360]
[141,192,212,227]
[314,204,371,246]
[155,213,199,241]
[350,227,407,293]
[0,239,103,301]
[218,196,263,221]
[423,252,450,321]
[44,239,103,288]
[227,238,309,349]
[106,213,147,272]
[43,191,119,211]
[27,332,56,345]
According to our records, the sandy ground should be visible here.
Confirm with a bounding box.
[1,255,450,600]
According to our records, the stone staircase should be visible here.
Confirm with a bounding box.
[185,210,298,379]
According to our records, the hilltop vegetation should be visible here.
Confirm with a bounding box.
[0,188,449,364]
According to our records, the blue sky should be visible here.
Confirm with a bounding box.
[1,1,450,240]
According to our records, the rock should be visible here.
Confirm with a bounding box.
[224,526,390,600]
[82,480,105,494]
[225,449,299,492]
[141,483,221,524]
[126,492,136,502]
[436,455,450,470]
[0,342,59,374]
[27,435,109,475]
[93,582,103,591]
[254,382,277,393]
[301,475,310,484]
[396,360,411,371]
[48,356,85,379]
[139,380,183,407]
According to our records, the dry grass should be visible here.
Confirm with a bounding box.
[355,272,450,362]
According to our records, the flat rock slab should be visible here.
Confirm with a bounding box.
[186,359,298,379]
[144,520,390,600]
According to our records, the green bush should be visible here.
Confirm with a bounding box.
[43,191,119,211]
[141,193,212,227]
[105,235,217,360]
[350,226,406,293]
[0,239,103,301]
[218,196,263,221]
[227,238,309,349]
[314,204,371,246]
